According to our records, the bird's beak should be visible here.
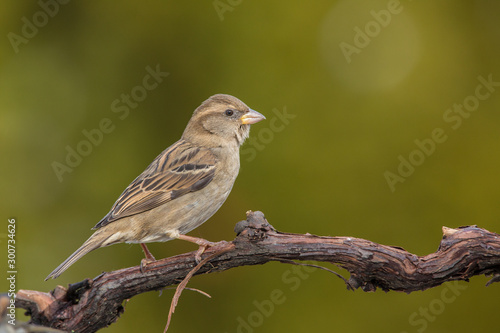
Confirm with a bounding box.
[240,109,266,125]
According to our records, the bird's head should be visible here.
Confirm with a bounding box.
[182,94,265,148]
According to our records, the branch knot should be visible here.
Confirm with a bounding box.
[234,210,275,241]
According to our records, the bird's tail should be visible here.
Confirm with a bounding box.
[45,231,110,280]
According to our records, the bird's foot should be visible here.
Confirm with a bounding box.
[176,234,230,264]
[140,243,156,273]
[194,240,232,264]
[140,257,157,273]
[194,242,213,264]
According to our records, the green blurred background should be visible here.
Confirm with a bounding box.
[1,1,499,332]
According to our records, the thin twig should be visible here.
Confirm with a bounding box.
[272,258,352,289]
[163,243,235,332]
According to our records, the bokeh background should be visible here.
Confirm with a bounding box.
[1,1,499,332]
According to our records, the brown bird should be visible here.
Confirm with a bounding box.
[45,94,265,280]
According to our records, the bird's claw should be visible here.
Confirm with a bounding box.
[194,242,213,264]
[140,257,156,273]
[194,248,204,264]
[194,240,230,264]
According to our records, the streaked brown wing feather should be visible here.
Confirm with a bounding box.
[93,140,217,229]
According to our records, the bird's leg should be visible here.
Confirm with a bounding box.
[140,243,156,273]
[175,234,219,263]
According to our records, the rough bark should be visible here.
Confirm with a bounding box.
[15,211,500,333]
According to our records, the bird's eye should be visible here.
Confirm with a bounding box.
[224,109,234,116]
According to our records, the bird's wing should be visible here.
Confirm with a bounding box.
[93,140,217,229]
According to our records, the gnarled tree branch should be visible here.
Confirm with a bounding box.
[16,211,500,333]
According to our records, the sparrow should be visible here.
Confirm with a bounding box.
[45,94,265,280]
